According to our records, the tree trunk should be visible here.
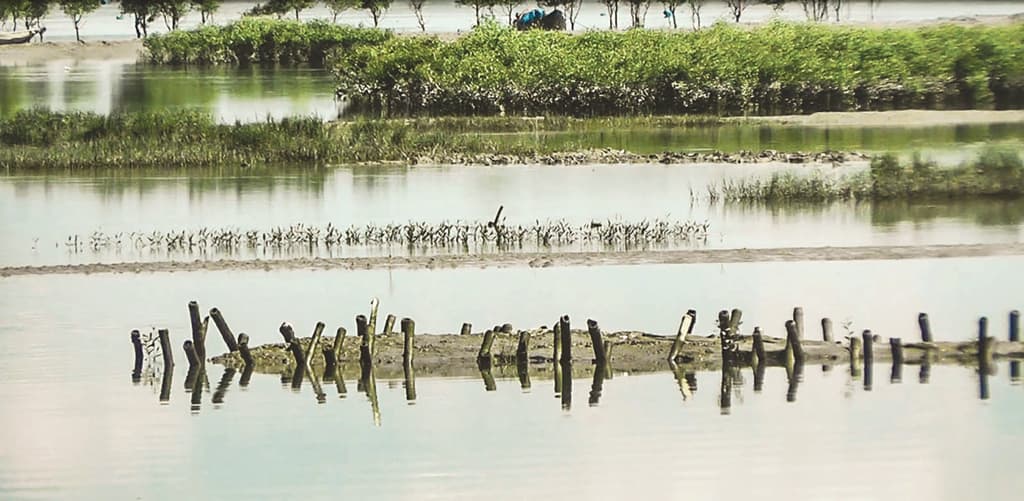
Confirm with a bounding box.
[74,18,81,43]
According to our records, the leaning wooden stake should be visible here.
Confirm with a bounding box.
[979,317,993,374]
[333,327,346,362]
[183,340,200,368]
[305,322,325,369]
[279,322,296,344]
[862,330,874,365]
[383,314,396,336]
[188,301,207,360]
[478,328,496,366]
[850,336,863,379]
[821,318,834,343]
[793,307,805,339]
[280,322,304,366]
[367,298,380,353]
[209,308,238,352]
[552,323,562,362]
[131,330,143,380]
[158,328,174,369]
[918,313,933,342]
[559,315,572,364]
[587,319,607,364]
[668,310,697,362]
[402,318,415,365]
[237,333,254,367]
[785,320,805,365]
[461,323,472,336]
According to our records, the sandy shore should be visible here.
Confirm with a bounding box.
[0,39,144,65]
[3,243,1023,278]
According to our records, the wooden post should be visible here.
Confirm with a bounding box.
[552,323,562,362]
[501,323,514,334]
[516,330,531,362]
[357,315,372,368]
[752,327,766,368]
[305,322,325,369]
[383,314,396,336]
[279,322,296,344]
[890,338,903,383]
[587,319,607,364]
[288,339,305,367]
[368,298,379,353]
[1011,310,1020,342]
[477,329,496,366]
[979,317,993,374]
[188,301,206,360]
[158,328,174,369]
[793,307,804,339]
[785,320,805,364]
[333,327,346,362]
[821,318,834,342]
[728,308,742,336]
[461,323,472,336]
[668,310,696,362]
[402,318,415,365]
[559,315,572,365]
[209,308,238,352]
[918,313,933,342]
[131,330,143,381]
[183,340,200,368]
[237,333,254,367]
[863,330,874,391]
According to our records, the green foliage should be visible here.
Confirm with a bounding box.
[333,21,1024,116]
[144,17,392,65]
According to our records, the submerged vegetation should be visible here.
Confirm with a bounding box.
[144,17,392,65]
[334,20,1024,116]
[708,147,1024,203]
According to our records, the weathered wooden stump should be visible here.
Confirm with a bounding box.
[210,308,238,352]
[183,340,200,368]
[918,313,933,342]
[158,328,173,370]
[587,319,607,364]
[669,310,697,362]
[237,333,254,368]
[559,316,572,364]
[131,330,143,381]
[821,318,834,343]
[402,318,415,365]
[188,301,207,360]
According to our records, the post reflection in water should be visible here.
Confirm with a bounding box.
[189,367,207,414]
[863,358,874,392]
[517,360,531,391]
[669,361,693,401]
[359,362,381,427]
[753,361,766,393]
[588,361,609,407]
[786,360,805,403]
[403,362,417,403]
[719,364,734,415]
[560,362,573,411]
[890,359,903,384]
[1011,361,1020,384]
[478,360,496,392]
[553,361,562,398]
[291,365,304,392]
[919,358,931,384]
[240,365,254,388]
[212,368,236,405]
[159,366,173,404]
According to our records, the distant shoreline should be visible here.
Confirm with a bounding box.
[2,12,1022,65]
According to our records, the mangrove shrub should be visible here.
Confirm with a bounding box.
[333,20,1024,116]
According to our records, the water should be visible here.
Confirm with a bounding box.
[0,60,340,123]
[8,1,1024,41]
[3,163,1023,267]
[0,262,1022,499]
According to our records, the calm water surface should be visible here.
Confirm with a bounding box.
[0,261,1022,499]
[0,61,340,122]
[3,163,1023,267]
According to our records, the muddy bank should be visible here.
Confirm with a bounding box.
[211,328,1024,379]
[0,39,143,65]
[3,243,1023,278]
[739,110,1024,128]
[412,149,868,166]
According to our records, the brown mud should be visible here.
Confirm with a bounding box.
[211,328,1024,379]
[4,243,1024,278]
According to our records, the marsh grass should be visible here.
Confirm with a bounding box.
[707,147,1024,203]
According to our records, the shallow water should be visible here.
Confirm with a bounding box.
[0,60,340,123]
[3,163,1023,267]
[10,1,1024,41]
[0,261,1022,499]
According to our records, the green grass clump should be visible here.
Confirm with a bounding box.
[710,147,1024,203]
[144,18,392,65]
[334,20,1024,116]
